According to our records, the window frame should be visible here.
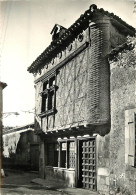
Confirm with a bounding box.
[39,76,58,117]
[125,109,136,167]
[58,140,76,169]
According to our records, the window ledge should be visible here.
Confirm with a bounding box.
[39,108,56,117]
[67,168,75,171]
[53,167,67,170]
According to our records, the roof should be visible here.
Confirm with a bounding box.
[27,4,135,73]
[3,123,34,135]
[108,42,135,61]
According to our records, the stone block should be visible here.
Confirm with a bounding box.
[98,168,109,176]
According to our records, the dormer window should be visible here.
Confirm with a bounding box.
[50,24,67,41]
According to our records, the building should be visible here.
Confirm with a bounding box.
[3,123,39,171]
[27,4,135,194]
[108,38,136,195]
[0,81,7,182]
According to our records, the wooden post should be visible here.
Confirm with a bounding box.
[66,141,69,168]
[58,142,61,167]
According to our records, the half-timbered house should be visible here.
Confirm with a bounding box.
[28,4,135,194]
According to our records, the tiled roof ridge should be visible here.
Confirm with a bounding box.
[27,4,135,73]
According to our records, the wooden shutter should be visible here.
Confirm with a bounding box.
[125,109,136,166]
[128,121,135,166]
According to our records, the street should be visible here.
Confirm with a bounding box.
[0,186,66,195]
[0,170,98,195]
[0,170,67,195]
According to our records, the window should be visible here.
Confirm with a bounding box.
[41,82,48,112]
[61,143,66,168]
[58,141,75,169]
[46,141,76,169]
[125,109,136,167]
[40,76,57,117]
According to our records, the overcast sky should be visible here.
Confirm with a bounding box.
[0,0,136,127]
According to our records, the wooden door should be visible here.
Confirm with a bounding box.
[81,139,96,191]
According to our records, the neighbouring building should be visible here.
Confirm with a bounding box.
[108,37,136,195]
[3,123,39,171]
[27,4,135,194]
[0,81,7,182]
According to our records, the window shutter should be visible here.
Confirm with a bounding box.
[128,122,135,166]
[125,109,136,166]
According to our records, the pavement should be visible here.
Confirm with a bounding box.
[1,169,98,195]
[31,177,98,195]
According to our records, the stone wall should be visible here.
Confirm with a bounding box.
[110,48,136,195]
[97,134,110,195]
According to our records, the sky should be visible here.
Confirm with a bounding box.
[0,0,136,127]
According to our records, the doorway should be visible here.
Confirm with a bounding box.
[78,138,97,191]
[30,144,39,171]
